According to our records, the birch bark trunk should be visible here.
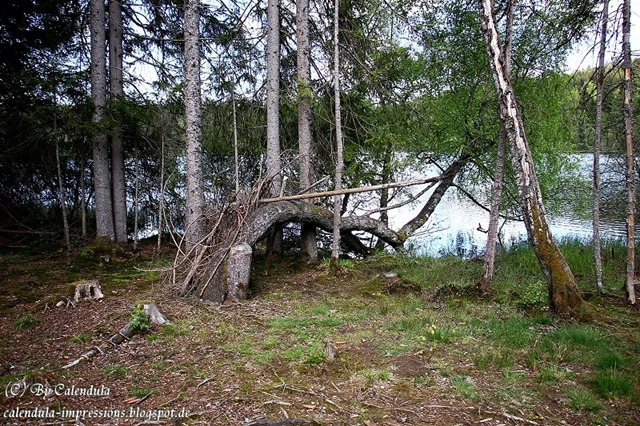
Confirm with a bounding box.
[477,0,583,316]
[481,0,512,289]
[622,0,636,305]
[592,0,609,294]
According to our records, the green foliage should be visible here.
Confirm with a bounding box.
[519,281,548,308]
[12,314,41,329]
[129,306,151,333]
[104,364,129,377]
[69,332,91,345]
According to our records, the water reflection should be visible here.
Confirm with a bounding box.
[388,153,637,257]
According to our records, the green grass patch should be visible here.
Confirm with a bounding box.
[12,314,41,329]
[592,369,634,399]
[69,332,91,345]
[565,388,602,413]
[451,375,480,401]
[128,387,152,398]
[104,364,129,378]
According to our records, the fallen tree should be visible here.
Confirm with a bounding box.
[171,160,470,304]
[176,200,404,303]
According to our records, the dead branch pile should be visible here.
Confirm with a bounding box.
[168,180,406,303]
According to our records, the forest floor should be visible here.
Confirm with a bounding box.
[0,240,639,426]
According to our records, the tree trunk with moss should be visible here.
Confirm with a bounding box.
[477,0,582,316]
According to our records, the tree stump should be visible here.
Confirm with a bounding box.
[72,280,104,302]
[226,243,252,302]
[201,244,253,303]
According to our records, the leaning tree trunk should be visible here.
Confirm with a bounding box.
[593,0,609,294]
[477,0,582,316]
[90,0,115,241]
[622,0,637,305]
[184,0,205,254]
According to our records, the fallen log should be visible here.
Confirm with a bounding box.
[242,200,404,249]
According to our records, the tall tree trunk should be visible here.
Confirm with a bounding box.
[184,0,205,253]
[266,0,283,256]
[622,0,637,305]
[109,0,127,244]
[90,0,115,241]
[482,0,513,289]
[55,137,70,251]
[80,153,87,240]
[157,120,166,255]
[593,0,609,294]
[297,0,317,262]
[233,95,240,193]
[477,0,583,316]
[330,0,344,273]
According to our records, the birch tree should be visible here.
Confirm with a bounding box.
[297,0,318,262]
[592,0,609,294]
[477,0,583,316]
[482,0,513,289]
[184,0,205,253]
[622,0,636,305]
[90,0,115,240]
[109,0,127,244]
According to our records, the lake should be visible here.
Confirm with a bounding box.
[383,153,635,257]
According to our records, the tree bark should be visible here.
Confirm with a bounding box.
[375,142,394,250]
[242,201,403,250]
[622,0,636,305]
[184,0,205,253]
[482,0,512,289]
[55,138,71,251]
[331,0,345,273]
[398,157,466,239]
[297,0,317,262]
[90,0,115,240]
[195,201,404,302]
[477,0,583,316]
[266,0,282,256]
[593,0,609,294]
[109,0,127,244]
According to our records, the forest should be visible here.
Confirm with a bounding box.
[0,0,639,424]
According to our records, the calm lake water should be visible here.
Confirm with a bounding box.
[384,154,634,257]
